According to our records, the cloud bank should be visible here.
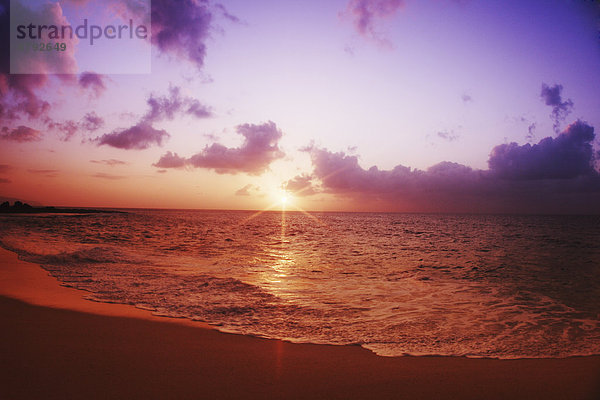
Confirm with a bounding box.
[287,121,600,213]
[154,121,285,175]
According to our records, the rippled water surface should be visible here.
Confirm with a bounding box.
[1,210,599,358]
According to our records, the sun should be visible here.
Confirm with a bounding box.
[277,190,292,207]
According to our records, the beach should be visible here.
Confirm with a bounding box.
[1,247,599,399]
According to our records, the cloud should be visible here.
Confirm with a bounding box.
[96,123,169,150]
[154,121,285,175]
[90,159,128,166]
[46,120,79,141]
[8,1,79,75]
[0,126,42,142]
[488,120,596,180]
[0,1,79,122]
[342,0,404,44]
[214,3,241,24]
[540,83,574,133]
[437,130,459,142]
[94,86,210,150]
[152,151,187,169]
[0,178,10,184]
[289,121,600,213]
[71,0,217,70]
[92,173,126,180]
[90,158,129,167]
[235,184,260,196]
[79,72,107,97]
[461,93,473,103]
[145,86,212,122]
[0,164,10,173]
[284,174,317,196]
[0,74,50,121]
[28,169,59,178]
[151,0,213,69]
[81,112,104,131]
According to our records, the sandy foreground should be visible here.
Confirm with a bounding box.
[0,247,599,399]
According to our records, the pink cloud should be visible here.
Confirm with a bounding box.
[284,174,317,196]
[79,72,107,97]
[96,123,169,150]
[153,151,187,169]
[0,125,42,142]
[154,121,285,175]
[90,159,128,166]
[81,112,104,132]
[145,86,212,122]
[235,184,260,196]
[0,74,50,120]
[28,169,59,178]
[92,173,127,180]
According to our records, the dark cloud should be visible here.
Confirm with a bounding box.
[540,83,574,133]
[151,0,213,69]
[343,0,404,44]
[488,120,596,180]
[155,121,285,175]
[288,121,600,213]
[0,164,10,173]
[90,159,128,166]
[461,93,473,103]
[96,123,169,150]
[0,125,42,142]
[79,72,107,97]
[0,178,10,184]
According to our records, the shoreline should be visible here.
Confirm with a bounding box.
[1,247,599,399]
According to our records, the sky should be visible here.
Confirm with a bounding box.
[1,0,599,213]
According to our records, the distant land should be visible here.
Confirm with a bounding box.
[0,201,124,214]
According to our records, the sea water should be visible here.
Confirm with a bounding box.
[1,210,599,358]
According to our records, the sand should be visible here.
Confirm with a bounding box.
[1,247,599,399]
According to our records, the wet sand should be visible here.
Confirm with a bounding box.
[1,247,599,399]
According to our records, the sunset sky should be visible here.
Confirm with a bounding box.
[1,0,599,212]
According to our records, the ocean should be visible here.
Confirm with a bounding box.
[1,210,599,359]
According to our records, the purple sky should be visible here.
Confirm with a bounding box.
[1,0,599,212]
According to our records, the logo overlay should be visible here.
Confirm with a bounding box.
[10,0,151,74]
